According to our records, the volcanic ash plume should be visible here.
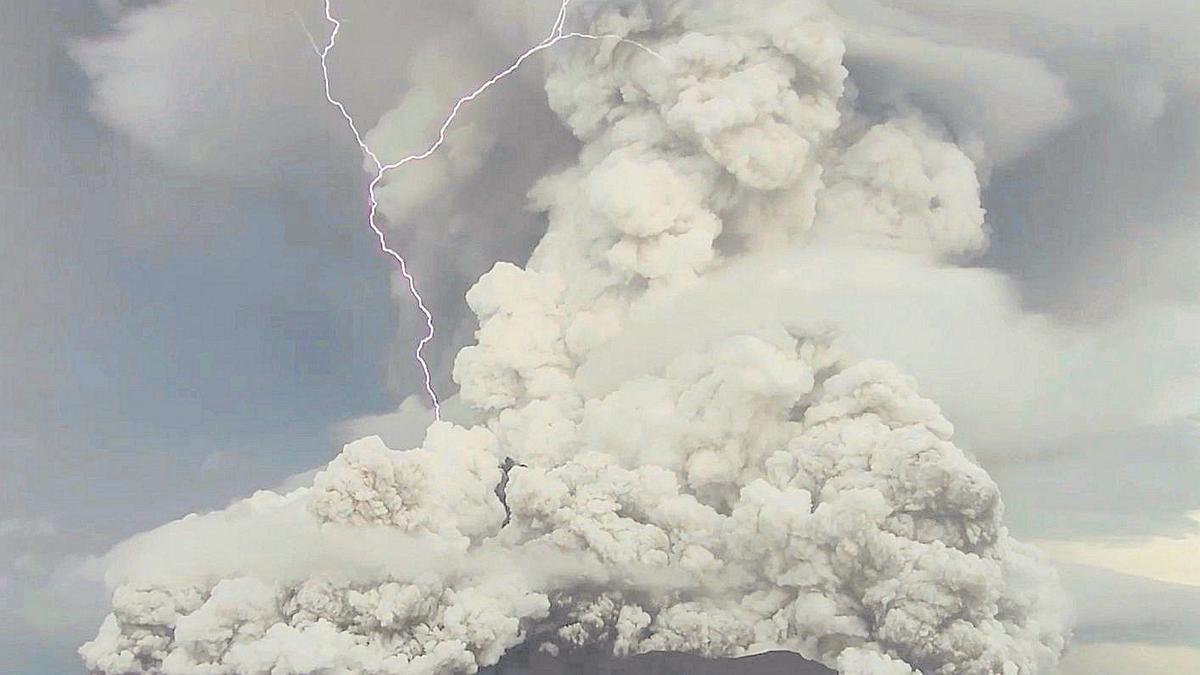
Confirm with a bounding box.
[81,0,1068,673]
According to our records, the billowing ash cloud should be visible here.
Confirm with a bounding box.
[80,1,1068,673]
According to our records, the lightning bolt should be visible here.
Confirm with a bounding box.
[314,0,662,420]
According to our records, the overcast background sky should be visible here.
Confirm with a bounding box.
[2,1,1198,673]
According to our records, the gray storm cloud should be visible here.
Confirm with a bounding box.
[81,1,1069,673]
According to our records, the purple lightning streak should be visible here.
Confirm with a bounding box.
[314,0,663,421]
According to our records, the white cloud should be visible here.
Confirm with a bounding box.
[73,0,342,180]
[79,2,1072,673]
[1060,643,1200,675]
[578,247,1200,457]
[1036,512,1200,588]
[63,0,1200,673]
[830,0,1077,165]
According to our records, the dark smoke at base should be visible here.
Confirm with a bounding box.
[485,646,834,675]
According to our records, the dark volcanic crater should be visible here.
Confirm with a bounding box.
[484,647,836,675]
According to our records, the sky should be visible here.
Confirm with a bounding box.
[1,1,1198,673]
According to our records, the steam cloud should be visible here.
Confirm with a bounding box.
[81,1,1069,673]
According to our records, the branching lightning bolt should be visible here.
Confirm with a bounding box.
[313,0,663,421]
